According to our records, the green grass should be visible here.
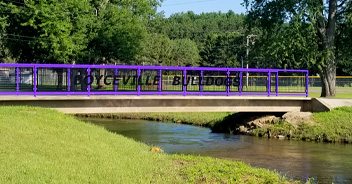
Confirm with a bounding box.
[171,155,298,184]
[0,106,296,183]
[253,107,352,143]
[309,91,352,98]
[309,86,352,98]
[82,112,233,127]
[0,106,176,183]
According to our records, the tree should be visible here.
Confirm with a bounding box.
[200,32,244,67]
[0,5,15,63]
[86,0,162,64]
[135,34,201,66]
[1,0,161,90]
[2,0,162,64]
[170,39,200,66]
[2,0,94,63]
[244,0,352,97]
[136,33,173,65]
[149,11,247,67]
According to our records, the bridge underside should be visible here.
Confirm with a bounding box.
[0,95,329,114]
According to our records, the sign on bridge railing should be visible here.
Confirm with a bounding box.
[0,64,309,97]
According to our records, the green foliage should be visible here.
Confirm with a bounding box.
[243,1,321,70]
[86,0,162,64]
[1,0,161,64]
[200,32,244,67]
[137,33,173,65]
[0,4,14,62]
[170,38,200,66]
[244,0,352,96]
[337,10,352,75]
[149,11,247,67]
[3,0,95,63]
[0,14,13,63]
[136,34,200,66]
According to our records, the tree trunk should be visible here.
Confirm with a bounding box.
[98,68,105,89]
[316,0,337,97]
[69,69,75,91]
[318,63,336,97]
[80,69,87,91]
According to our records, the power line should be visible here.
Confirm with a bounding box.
[157,29,244,33]
[2,30,245,43]
[1,37,31,42]
[2,33,48,40]
[0,12,28,14]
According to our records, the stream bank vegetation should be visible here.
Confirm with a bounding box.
[82,106,352,143]
[253,107,352,143]
[0,106,298,183]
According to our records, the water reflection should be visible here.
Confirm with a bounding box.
[81,118,352,184]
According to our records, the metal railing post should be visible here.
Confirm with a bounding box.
[137,68,141,96]
[158,69,162,94]
[227,69,230,96]
[115,68,118,95]
[87,67,91,97]
[306,71,309,97]
[33,66,37,97]
[200,70,203,95]
[183,70,187,96]
[268,71,271,97]
[16,67,19,94]
[67,68,71,94]
[239,71,243,96]
[276,72,279,96]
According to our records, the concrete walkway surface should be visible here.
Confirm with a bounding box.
[316,98,352,110]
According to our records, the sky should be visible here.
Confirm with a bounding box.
[158,0,247,17]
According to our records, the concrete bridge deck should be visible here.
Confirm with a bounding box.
[0,95,337,114]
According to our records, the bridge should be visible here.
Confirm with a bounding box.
[0,63,334,113]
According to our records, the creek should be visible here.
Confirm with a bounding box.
[80,118,352,184]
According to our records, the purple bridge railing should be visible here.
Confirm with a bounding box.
[0,64,309,97]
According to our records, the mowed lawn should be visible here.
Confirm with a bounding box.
[308,87,352,98]
[0,106,296,184]
[0,107,177,183]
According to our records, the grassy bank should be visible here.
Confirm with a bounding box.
[0,107,295,183]
[252,107,352,143]
[80,112,233,127]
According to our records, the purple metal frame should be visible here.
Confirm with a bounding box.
[0,63,309,97]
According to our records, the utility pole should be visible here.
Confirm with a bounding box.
[246,34,257,88]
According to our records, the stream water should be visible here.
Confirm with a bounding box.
[80,118,352,184]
